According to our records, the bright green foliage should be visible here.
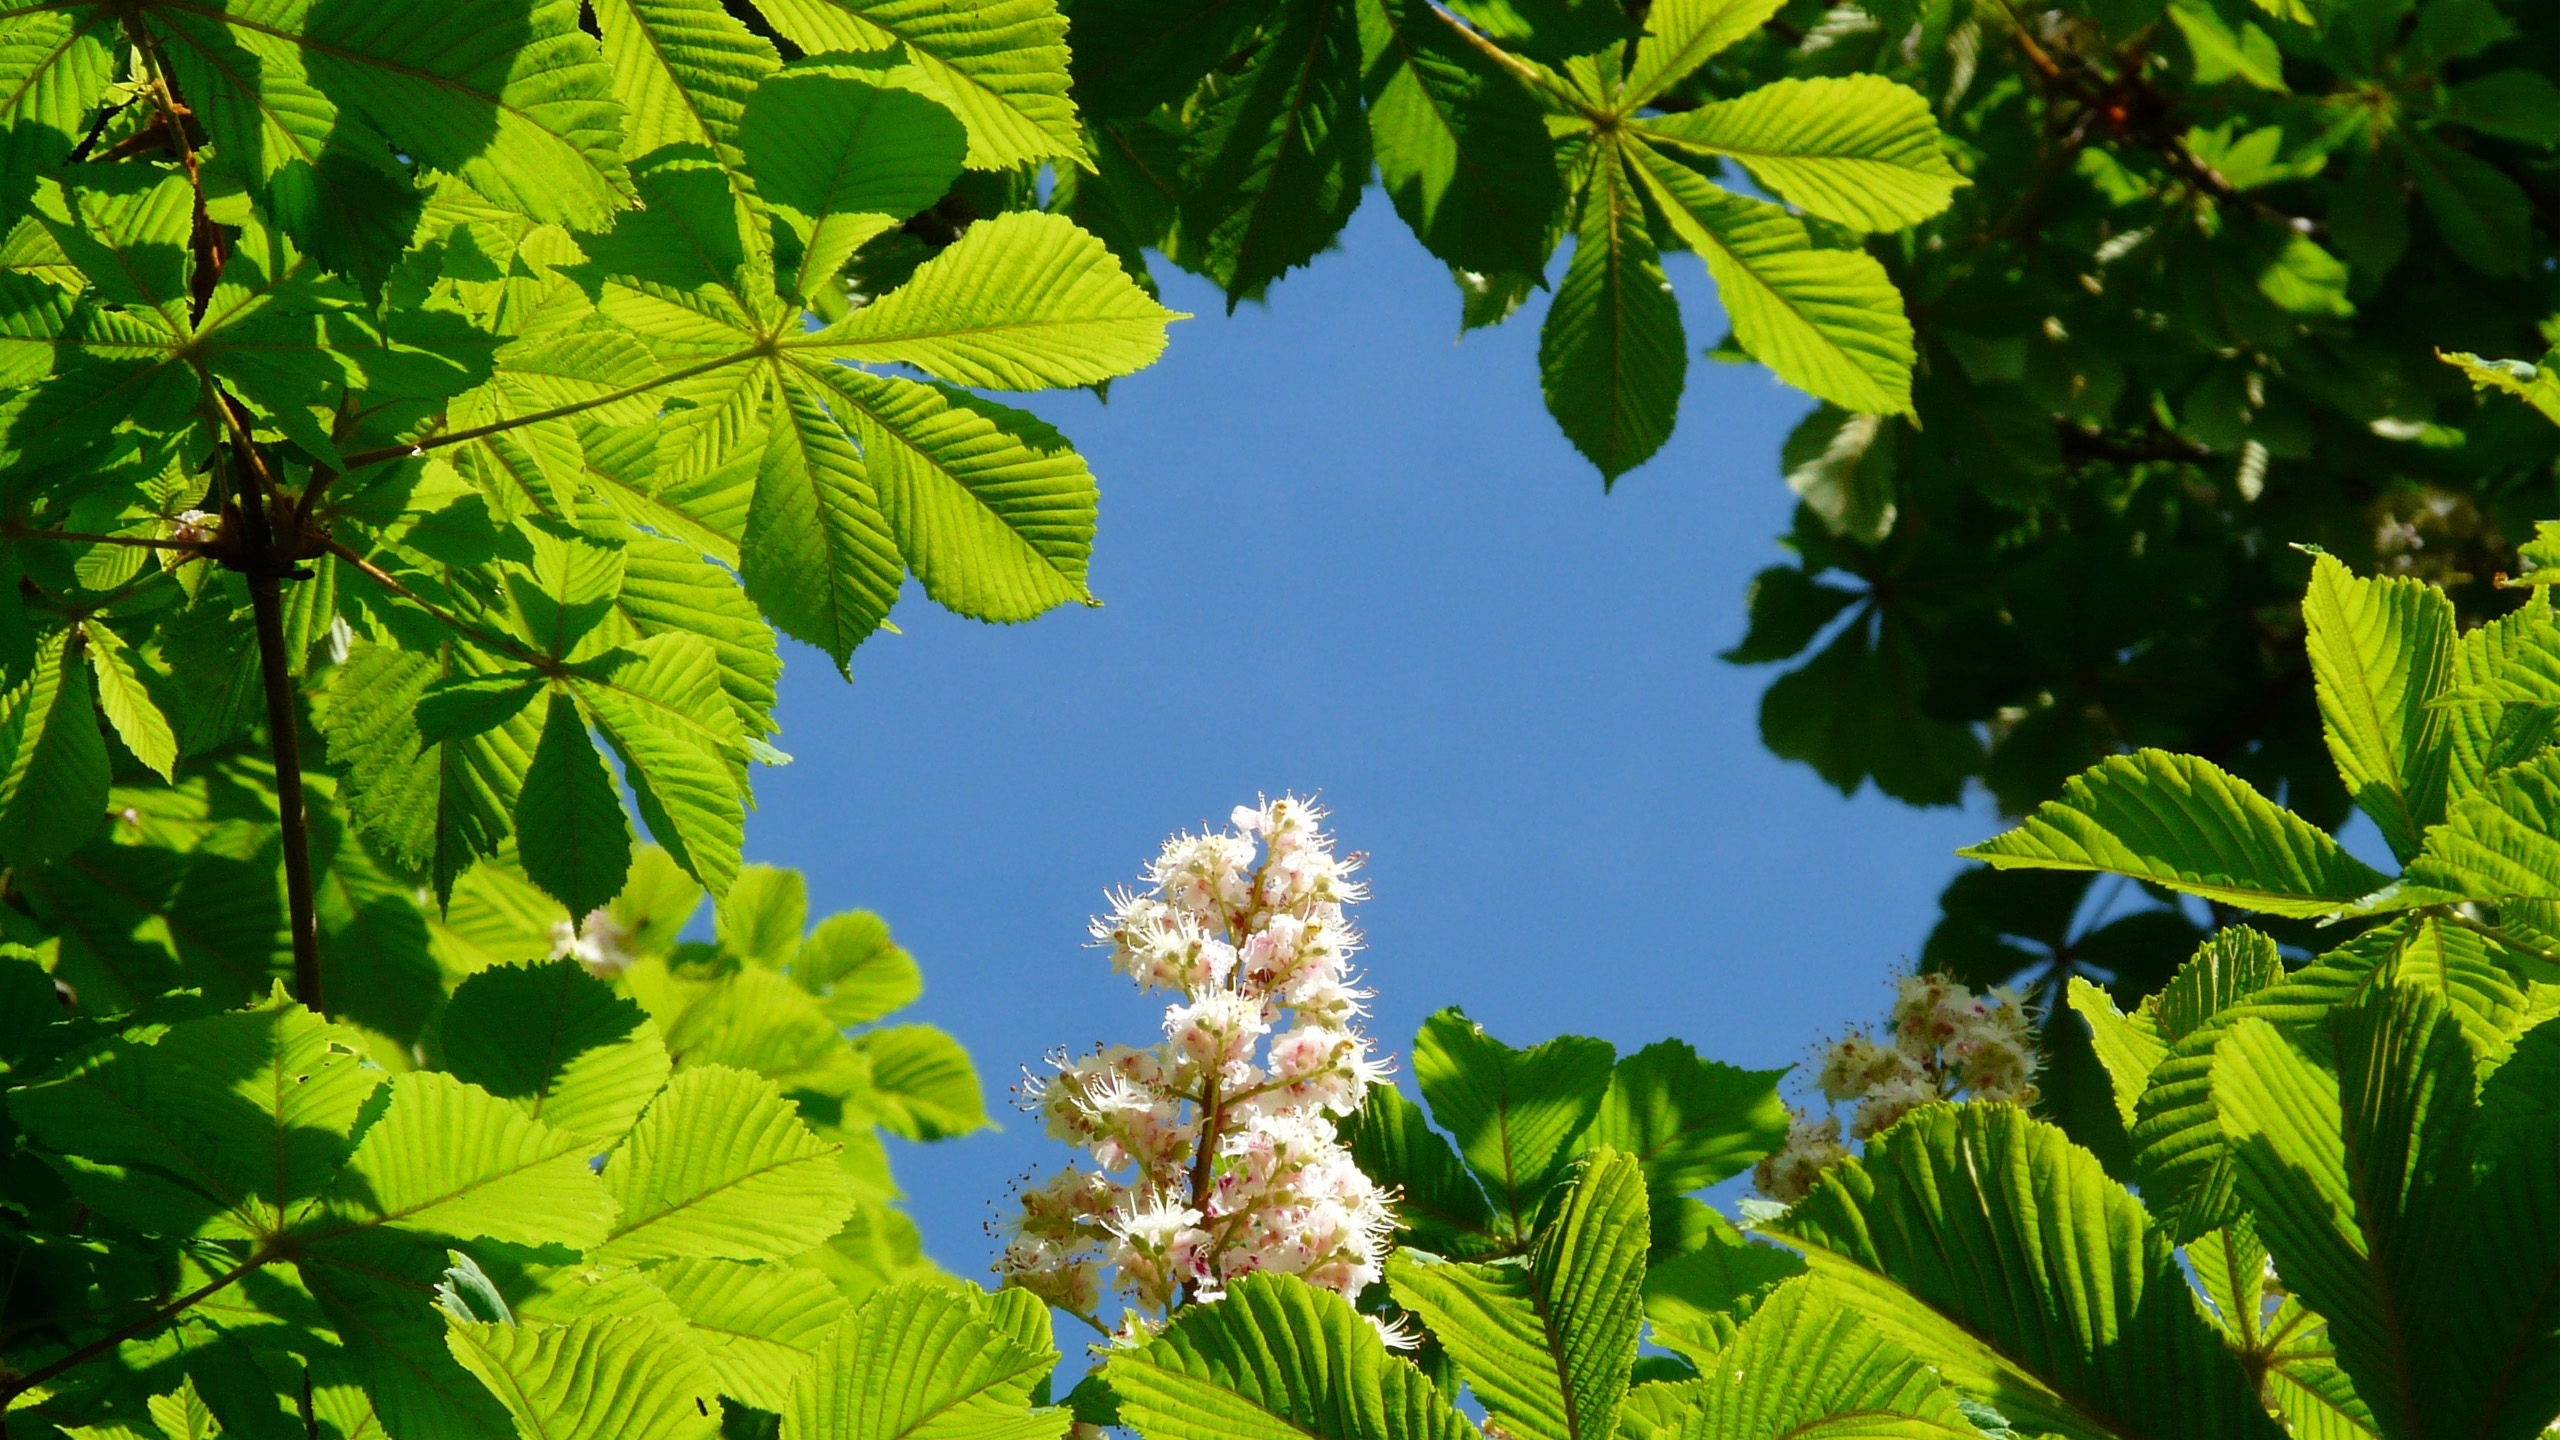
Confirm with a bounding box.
[0,0,1175,938]
[1060,0,1953,479]
[0,843,975,1439]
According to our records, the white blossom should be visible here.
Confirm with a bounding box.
[1000,797,1397,1331]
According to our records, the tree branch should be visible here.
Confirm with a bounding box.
[0,1251,269,1408]
[3,525,216,555]
[322,537,549,671]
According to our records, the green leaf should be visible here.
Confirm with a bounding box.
[599,1064,858,1262]
[1176,0,1369,305]
[794,364,1096,622]
[2167,0,2286,90]
[445,1313,723,1440]
[79,620,176,781]
[745,364,904,672]
[647,1258,847,1413]
[1765,1104,2281,1440]
[2211,996,2430,1440]
[2065,977,2168,1133]
[1341,1080,1504,1258]
[1672,1277,1979,1439]
[1100,1272,1478,1440]
[0,7,112,203]
[1639,77,1964,233]
[322,1070,618,1249]
[314,639,541,904]
[298,0,633,230]
[1412,1008,1615,1240]
[855,1023,989,1139]
[1585,1041,1788,1208]
[2439,350,2560,428]
[591,0,779,192]
[785,1280,1066,1440]
[1441,0,1640,66]
[1619,0,1787,108]
[2301,550,2454,862]
[2452,1017,2560,1439]
[516,689,636,916]
[1626,139,1914,418]
[2405,133,2528,277]
[1388,1150,1647,1440]
[1539,142,1685,483]
[719,863,810,963]
[792,910,923,1024]
[436,959,674,1141]
[2400,751,2560,925]
[1356,0,1562,277]
[1066,0,1279,117]
[578,633,748,895]
[0,627,109,866]
[804,211,1177,389]
[8,996,383,1238]
[1640,1217,1805,1360]
[1959,749,2394,917]
[752,0,1084,170]
[741,58,969,302]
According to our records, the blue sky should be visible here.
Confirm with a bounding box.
[746,202,2002,1278]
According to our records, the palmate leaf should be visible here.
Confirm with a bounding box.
[1101,1273,1478,1440]
[1539,140,1684,483]
[2437,599,2558,806]
[8,994,383,1238]
[598,1064,857,1263]
[752,0,1083,170]
[1355,0,1562,277]
[1638,76,1964,234]
[80,619,178,781]
[1584,1040,1788,1208]
[1176,0,1369,306]
[784,1281,1066,1440]
[807,212,1178,389]
[1387,1150,1647,1440]
[649,1257,847,1413]
[1066,0,1281,118]
[300,1227,522,1440]
[1960,750,2393,917]
[1440,0,1637,65]
[434,959,673,1141]
[1626,139,1914,418]
[576,632,748,895]
[1411,1008,1615,1240]
[2398,751,2560,950]
[1764,1103,2281,1440]
[791,910,923,1024]
[610,535,783,742]
[2300,551,2454,863]
[1640,1216,1806,1359]
[445,1313,723,1440]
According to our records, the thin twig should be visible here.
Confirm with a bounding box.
[322,537,548,670]
[0,1252,269,1406]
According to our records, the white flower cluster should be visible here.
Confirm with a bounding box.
[999,798,1397,1333]
[548,908,637,978]
[1753,971,2041,1203]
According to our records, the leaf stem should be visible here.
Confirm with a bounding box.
[335,348,761,473]
[0,1251,267,1408]
[1424,3,1603,121]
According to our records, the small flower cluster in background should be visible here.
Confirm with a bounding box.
[999,798,1397,1338]
[1753,971,2041,1203]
